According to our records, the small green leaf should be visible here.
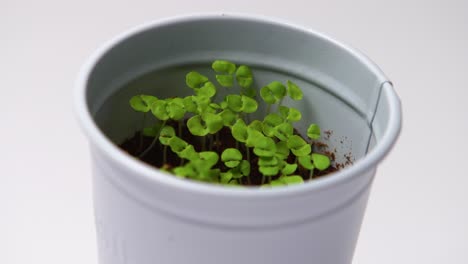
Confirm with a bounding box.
[280,175,304,185]
[219,109,237,127]
[242,86,257,98]
[248,120,263,132]
[221,148,243,168]
[298,155,314,170]
[260,81,286,104]
[203,112,223,134]
[193,95,212,114]
[210,103,221,109]
[239,160,250,176]
[279,106,302,122]
[168,136,188,153]
[273,122,293,141]
[307,124,321,140]
[220,101,228,109]
[183,96,197,113]
[241,95,258,113]
[198,151,219,168]
[167,98,186,120]
[259,165,279,176]
[186,71,209,89]
[245,127,265,148]
[288,108,302,122]
[197,82,217,97]
[262,113,283,137]
[187,115,208,136]
[231,119,248,143]
[281,163,298,175]
[212,60,236,74]
[159,125,175,145]
[129,95,157,112]
[173,166,190,178]
[178,144,198,161]
[151,100,170,120]
[229,167,243,179]
[287,135,311,157]
[287,80,303,100]
[226,95,243,112]
[312,153,331,171]
[258,156,279,166]
[220,171,233,184]
[215,75,234,87]
[253,137,276,157]
[270,179,286,187]
[260,86,276,104]
[275,141,290,160]
[236,65,253,88]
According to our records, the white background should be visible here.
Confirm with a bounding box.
[2,0,467,263]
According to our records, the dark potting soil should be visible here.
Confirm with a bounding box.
[119,122,340,186]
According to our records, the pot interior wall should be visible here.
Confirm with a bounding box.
[94,62,372,165]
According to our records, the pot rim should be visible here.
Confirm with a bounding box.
[74,13,401,198]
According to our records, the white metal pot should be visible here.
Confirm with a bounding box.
[75,14,401,264]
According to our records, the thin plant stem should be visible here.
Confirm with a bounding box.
[139,120,166,158]
[261,174,266,185]
[163,145,168,164]
[138,113,147,152]
[309,168,314,180]
[178,121,183,138]
[215,132,220,152]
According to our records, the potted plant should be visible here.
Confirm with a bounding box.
[75,14,401,264]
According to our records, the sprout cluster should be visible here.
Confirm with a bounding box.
[129,60,331,187]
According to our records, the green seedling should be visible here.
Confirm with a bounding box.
[221,148,243,168]
[258,156,280,177]
[275,141,290,160]
[253,136,276,158]
[212,60,236,87]
[159,125,176,163]
[281,162,298,176]
[220,160,250,184]
[236,65,255,97]
[260,81,287,113]
[268,175,304,187]
[130,95,159,148]
[128,59,336,187]
[225,95,258,114]
[287,135,312,157]
[299,153,331,179]
[129,95,158,113]
[187,112,223,136]
[287,80,303,101]
[273,122,293,142]
[186,71,209,89]
[262,113,283,137]
[279,106,302,123]
[307,123,321,140]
